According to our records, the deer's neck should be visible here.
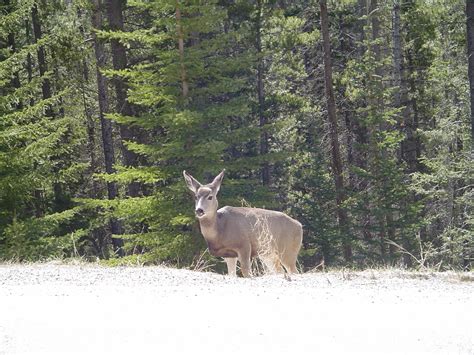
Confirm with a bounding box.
[198,213,219,242]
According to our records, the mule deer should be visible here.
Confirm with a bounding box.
[183,169,303,277]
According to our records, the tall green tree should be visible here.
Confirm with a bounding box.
[0,0,90,259]
[320,0,352,261]
[0,0,470,270]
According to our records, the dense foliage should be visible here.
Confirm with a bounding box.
[0,0,472,271]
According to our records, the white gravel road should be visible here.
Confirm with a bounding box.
[0,263,473,355]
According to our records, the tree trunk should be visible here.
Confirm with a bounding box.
[24,17,43,217]
[465,0,474,269]
[401,1,421,174]
[31,3,53,118]
[319,0,352,261]
[31,2,69,212]
[6,31,22,108]
[392,0,402,109]
[105,0,140,197]
[467,0,474,144]
[393,0,418,264]
[25,20,35,107]
[176,1,189,97]
[338,11,358,244]
[92,0,124,257]
[77,10,100,198]
[404,55,420,173]
[81,55,108,255]
[354,0,372,242]
[369,0,389,260]
[391,0,405,260]
[81,56,101,197]
[256,0,270,186]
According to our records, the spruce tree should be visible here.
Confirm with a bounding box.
[0,0,90,260]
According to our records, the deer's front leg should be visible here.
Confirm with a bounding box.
[238,244,252,277]
[225,258,237,277]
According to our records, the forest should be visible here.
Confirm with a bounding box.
[0,0,472,271]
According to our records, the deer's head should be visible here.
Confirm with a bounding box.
[183,170,225,219]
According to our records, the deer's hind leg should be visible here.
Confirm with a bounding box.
[281,248,301,274]
[283,227,303,274]
[281,258,298,274]
[261,255,285,274]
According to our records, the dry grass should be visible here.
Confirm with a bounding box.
[252,213,279,274]
[239,200,284,276]
[385,234,441,271]
[190,249,216,273]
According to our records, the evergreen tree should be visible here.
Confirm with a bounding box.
[0,0,90,259]
[88,0,261,264]
[0,0,470,270]
[340,0,423,264]
[411,1,473,269]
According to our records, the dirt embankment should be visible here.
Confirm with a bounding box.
[0,264,473,354]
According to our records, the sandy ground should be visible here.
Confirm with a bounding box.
[0,263,473,355]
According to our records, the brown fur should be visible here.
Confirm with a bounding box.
[183,170,303,277]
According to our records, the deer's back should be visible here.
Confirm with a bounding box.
[217,206,302,244]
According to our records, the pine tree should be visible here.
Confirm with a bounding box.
[320,0,353,261]
[0,0,470,270]
[410,1,473,269]
[0,0,90,260]
[340,0,422,264]
[88,0,261,264]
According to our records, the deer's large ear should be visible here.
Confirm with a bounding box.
[210,169,225,193]
[183,171,201,193]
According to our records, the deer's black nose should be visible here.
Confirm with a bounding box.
[195,208,204,217]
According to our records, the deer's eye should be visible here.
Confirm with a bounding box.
[207,196,213,200]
